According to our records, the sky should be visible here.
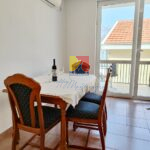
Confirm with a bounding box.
[100,3,150,39]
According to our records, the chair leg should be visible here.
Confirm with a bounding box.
[98,125,105,150]
[16,128,20,144]
[40,134,45,150]
[105,106,107,120]
[66,120,69,145]
[73,122,78,131]
[103,113,107,136]
[12,128,18,150]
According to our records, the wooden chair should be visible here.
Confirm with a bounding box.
[80,92,108,120]
[73,67,112,134]
[72,61,90,130]
[80,66,112,119]
[4,74,61,150]
[79,77,107,120]
[66,69,111,150]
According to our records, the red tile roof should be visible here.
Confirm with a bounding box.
[104,19,150,44]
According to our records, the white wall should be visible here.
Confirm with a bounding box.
[0,0,97,86]
[0,0,97,133]
[65,0,97,73]
[0,0,66,89]
[0,92,12,133]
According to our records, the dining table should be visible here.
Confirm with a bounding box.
[34,73,96,150]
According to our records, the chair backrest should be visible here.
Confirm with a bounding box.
[4,74,44,129]
[98,68,111,122]
[72,61,90,74]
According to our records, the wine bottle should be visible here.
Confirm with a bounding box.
[52,59,57,81]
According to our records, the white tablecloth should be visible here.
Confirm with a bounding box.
[34,73,96,107]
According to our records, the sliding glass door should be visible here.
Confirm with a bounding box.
[135,0,150,99]
[96,0,150,100]
[96,0,136,98]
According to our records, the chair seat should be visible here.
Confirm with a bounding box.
[67,101,99,120]
[81,92,102,105]
[34,106,61,129]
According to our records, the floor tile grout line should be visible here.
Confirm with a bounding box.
[143,107,150,132]
[126,124,149,129]
[108,111,148,119]
[107,131,150,142]
[106,146,118,150]
[145,118,150,134]
[108,121,149,129]
[126,102,127,128]
[108,113,147,120]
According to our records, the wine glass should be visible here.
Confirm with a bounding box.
[58,67,64,75]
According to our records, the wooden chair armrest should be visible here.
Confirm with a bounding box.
[41,94,67,109]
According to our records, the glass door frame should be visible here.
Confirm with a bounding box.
[134,0,150,100]
[96,0,147,99]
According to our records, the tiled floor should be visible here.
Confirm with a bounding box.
[0,97,150,150]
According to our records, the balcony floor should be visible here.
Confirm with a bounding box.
[105,83,150,97]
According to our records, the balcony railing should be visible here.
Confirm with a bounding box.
[138,64,150,85]
[100,63,150,86]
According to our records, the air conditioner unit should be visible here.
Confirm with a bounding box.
[41,0,62,8]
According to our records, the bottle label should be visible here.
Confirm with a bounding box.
[52,69,57,81]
